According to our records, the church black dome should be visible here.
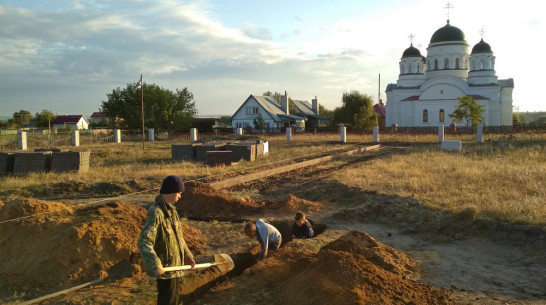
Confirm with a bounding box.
[471,39,492,54]
[430,21,466,43]
[402,44,422,58]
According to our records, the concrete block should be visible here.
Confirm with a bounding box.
[0,152,15,175]
[172,144,200,161]
[51,151,90,173]
[206,151,232,166]
[13,152,52,174]
[441,140,462,151]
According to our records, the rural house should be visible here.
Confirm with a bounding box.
[89,112,110,126]
[230,93,306,132]
[52,115,90,130]
[291,97,331,128]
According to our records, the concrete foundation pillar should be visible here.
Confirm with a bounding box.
[438,125,444,143]
[340,126,346,143]
[148,128,155,141]
[71,130,79,146]
[18,131,27,150]
[286,127,292,141]
[190,128,198,142]
[477,124,483,143]
[114,129,121,143]
[373,126,379,143]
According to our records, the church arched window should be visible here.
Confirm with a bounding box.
[434,59,438,70]
[408,64,412,73]
[401,63,404,74]
[417,64,420,73]
[423,109,428,123]
[480,61,484,69]
[444,58,449,69]
[489,58,493,69]
[455,58,460,69]
[439,109,445,122]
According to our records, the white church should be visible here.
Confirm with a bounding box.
[385,19,514,128]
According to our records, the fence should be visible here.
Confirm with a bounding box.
[1,126,544,152]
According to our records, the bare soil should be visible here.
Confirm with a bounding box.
[0,158,544,305]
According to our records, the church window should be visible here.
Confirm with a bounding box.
[423,109,428,123]
[434,59,438,70]
[480,61,484,69]
[455,58,460,69]
[408,64,412,73]
[489,58,493,69]
[401,64,404,74]
[417,64,420,73]
[444,58,449,69]
[439,109,445,122]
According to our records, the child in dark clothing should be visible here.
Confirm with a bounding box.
[291,211,314,239]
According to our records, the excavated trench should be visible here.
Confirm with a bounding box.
[179,218,328,304]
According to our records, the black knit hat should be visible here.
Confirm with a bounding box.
[160,175,185,194]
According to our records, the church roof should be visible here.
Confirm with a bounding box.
[402,44,422,58]
[471,39,493,54]
[430,21,466,43]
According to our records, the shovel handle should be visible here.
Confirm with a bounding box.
[163,262,223,272]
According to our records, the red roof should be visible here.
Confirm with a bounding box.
[52,115,86,125]
[373,103,386,117]
[90,112,107,118]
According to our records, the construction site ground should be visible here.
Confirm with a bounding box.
[0,146,545,305]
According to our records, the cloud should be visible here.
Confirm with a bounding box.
[0,0,544,118]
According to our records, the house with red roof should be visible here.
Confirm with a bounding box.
[52,115,90,130]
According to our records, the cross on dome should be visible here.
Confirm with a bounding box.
[444,2,454,23]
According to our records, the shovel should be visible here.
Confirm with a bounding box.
[163,253,234,273]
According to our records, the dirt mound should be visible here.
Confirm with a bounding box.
[283,231,453,305]
[0,198,203,293]
[321,230,416,276]
[180,181,263,217]
[200,230,455,305]
[266,194,321,213]
[180,181,321,218]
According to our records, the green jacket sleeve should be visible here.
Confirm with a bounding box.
[137,206,163,273]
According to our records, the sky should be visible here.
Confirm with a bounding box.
[1,0,545,121]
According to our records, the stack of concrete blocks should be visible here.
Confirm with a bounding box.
[172,143,201,161]
[0,152,15,175]
[13,151,52,174]
[206,151,233,166]
[195,142,226,162]
[51,151,90,173]
[227,143,256,162]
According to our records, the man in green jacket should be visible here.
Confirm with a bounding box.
[138,175,195,305]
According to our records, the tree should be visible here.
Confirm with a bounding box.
[101,82,197,136]
[333,91,377,131]
[34,110,57,128]
[0,120,11,128]
[9,110,33,127]
[253,112,267,130]
[449,96,484,128]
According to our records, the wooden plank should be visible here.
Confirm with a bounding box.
[209,144,381,189]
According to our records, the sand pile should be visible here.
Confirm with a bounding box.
[282,231,454,305]
[199,230,455,305]
[0,198,203,292]
[180,181,321,218]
